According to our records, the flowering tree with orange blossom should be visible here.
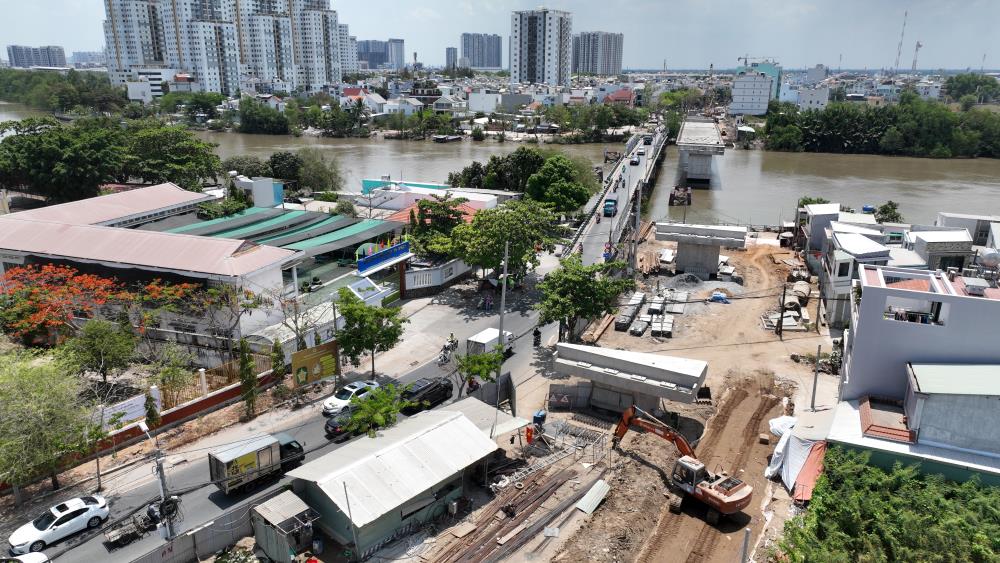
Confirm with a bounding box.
[0,264,130,344]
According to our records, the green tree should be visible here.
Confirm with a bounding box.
[345,384,417,438]
[238,98,289,134]
[121,120,220,190]
[453,199,562,279]
[153,344,194,408]
[144,392,161,427]
[62,320,136,383]
[525,154,591,214]
[238,338,257,417]
[455,347,504,394]
[960,94,978,112]
[271,340,286,379]
[222,154,272,177]
[268,151,303,182]
[409,193,470,260]
[0,117,125,202]
[537,255,635,341]
[471,126,485,141]
[334,199,357,217]
[879,126,905,154]
[297,147,343,193]
[0,352,100,504]
[874,200,903,223]
[335,287,408,378]
[796,196,830,208]
[945,73,1000,102]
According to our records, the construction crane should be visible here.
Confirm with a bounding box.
[611,405,754,523]
[911,41,923,73]
[737,55,773,69]
[893,10,908,75]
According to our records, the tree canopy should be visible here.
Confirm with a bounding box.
[345,384,417,438]
[121,120,220,189]
[296,147,344,193]
[875,200,904,223]
[453,199,563,279]
[777,446,1000,562]
[62,320,136,383]
[336,288,408,378]
[408,193,469,261]
[944,73,1000,102]
[239,98,290,135]
[537,255,634,340]
[525,154,591,213]
[0,68,127,113]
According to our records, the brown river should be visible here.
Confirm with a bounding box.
[3,101,999,224]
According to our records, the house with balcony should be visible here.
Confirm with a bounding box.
[829,265,1000,483]
[432,95,469,116]
[820,231,891,328]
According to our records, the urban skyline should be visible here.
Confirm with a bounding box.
[2,1,997,70]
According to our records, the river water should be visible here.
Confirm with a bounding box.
[2,101,998,224]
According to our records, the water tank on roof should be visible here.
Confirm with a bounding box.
[981,248,1000,269]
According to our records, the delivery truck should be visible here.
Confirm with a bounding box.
[208,433,304,495]
[467,328,514,356]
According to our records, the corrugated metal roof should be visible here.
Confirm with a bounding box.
[253,490,313,529]
[910,363,1000,396]
[446,397,530,436]
[576,479,610,515]
[0,217,295,277]
[10,183,212,225]
[287,411,497,528]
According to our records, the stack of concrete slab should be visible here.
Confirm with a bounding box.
[615,306,639,331]
[648,295,667,315]
[554,343,707,408]
[629,319,649,336]
[664,290,689,314]
[650,315,675,337]
[627,291,646,307]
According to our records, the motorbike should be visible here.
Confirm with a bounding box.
[596,215,601,224]
[437,345,452,365]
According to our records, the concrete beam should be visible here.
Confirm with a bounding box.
[554,343,705,404]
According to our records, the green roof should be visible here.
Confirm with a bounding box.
[910,364,1000,396]
[282,219,385,250]
[256,214,345,243]
[211,210,307,239]
[166,206,269,233]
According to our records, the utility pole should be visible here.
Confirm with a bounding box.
[154,451,176,540]
[490,241,509,440]
[811,345,821,411]
[776,284,786,339]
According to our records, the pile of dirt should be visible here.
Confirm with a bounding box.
[667,273,704,287]
[555,432,681,563]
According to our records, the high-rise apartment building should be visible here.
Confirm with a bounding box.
[509,8,571,86]
[6,45,67,68]
[70,51,106,66]
[338,24,358,74]
[460,32,502,70]
[357,40,388,69]
[388,38,405,70]
[103,0,351,96]
[572,31,623,76]
[445,47,457,70]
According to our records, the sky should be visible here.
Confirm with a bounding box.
[2,0,997,71]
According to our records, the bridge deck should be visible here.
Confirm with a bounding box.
[677,119,725,155]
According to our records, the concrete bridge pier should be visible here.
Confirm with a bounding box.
[676,117,726,183]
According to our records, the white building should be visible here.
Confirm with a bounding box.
[6,45,66,68]
[728,72,773,116]
[915,80,942,101]
[805,64,827,84]
[445,47,457,69]
[778,83,799,103]
[460,32,502,70]
[388,38,405,70]
[384,97,423,116]
[104,0,352,95]
[510,8,572,87]
[797,86,830,111]
[468,89,501,113]
[572,31,623,76]
[338,25,359,75]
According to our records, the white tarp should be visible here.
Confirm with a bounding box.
[764,415,818,491]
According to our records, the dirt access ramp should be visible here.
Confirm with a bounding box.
[635,371,788,563]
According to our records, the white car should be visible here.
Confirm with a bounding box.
[637,148,646,156]
[8,495,109,554]
[322,380,379,416]
[2,554,50,563]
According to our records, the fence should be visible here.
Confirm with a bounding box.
[163,354,270,410]
[130,488,285,563]
[405,258,472,291]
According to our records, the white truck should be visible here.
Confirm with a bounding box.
[467,328,514,356]
[208,433,304,495]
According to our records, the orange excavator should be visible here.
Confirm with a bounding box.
[612,405,753,523]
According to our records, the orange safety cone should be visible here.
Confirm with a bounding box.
[526,425,534,444]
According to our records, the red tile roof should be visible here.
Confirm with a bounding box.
[385,202,477,225]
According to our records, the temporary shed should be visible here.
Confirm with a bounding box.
[288,410,498,558]
[251,491,320,563]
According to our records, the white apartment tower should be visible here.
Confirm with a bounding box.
[728,72,774,116]
[338,24,358,74]
[387,38,405,70]
[510,8,572,86]
[572,31,623,76]
[104,0,351,96]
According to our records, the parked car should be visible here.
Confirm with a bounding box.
[401,378,454,415]
[629,156,641,165]
[324,409,355,442]
[322,380,380,416]
[8,496,109,554]
[2,554,50,563]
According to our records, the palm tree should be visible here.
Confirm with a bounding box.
[348,98,370,134]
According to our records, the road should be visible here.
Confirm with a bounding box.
[46,131,665,562]
[579,132,661,266]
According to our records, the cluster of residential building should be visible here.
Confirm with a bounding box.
[5,44,66,68]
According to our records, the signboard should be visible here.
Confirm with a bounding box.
[357,241,411,275]
[291,340,340,388]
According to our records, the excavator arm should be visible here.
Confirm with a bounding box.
[611,405,696,458]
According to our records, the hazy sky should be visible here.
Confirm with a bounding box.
[2,0,996,70]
